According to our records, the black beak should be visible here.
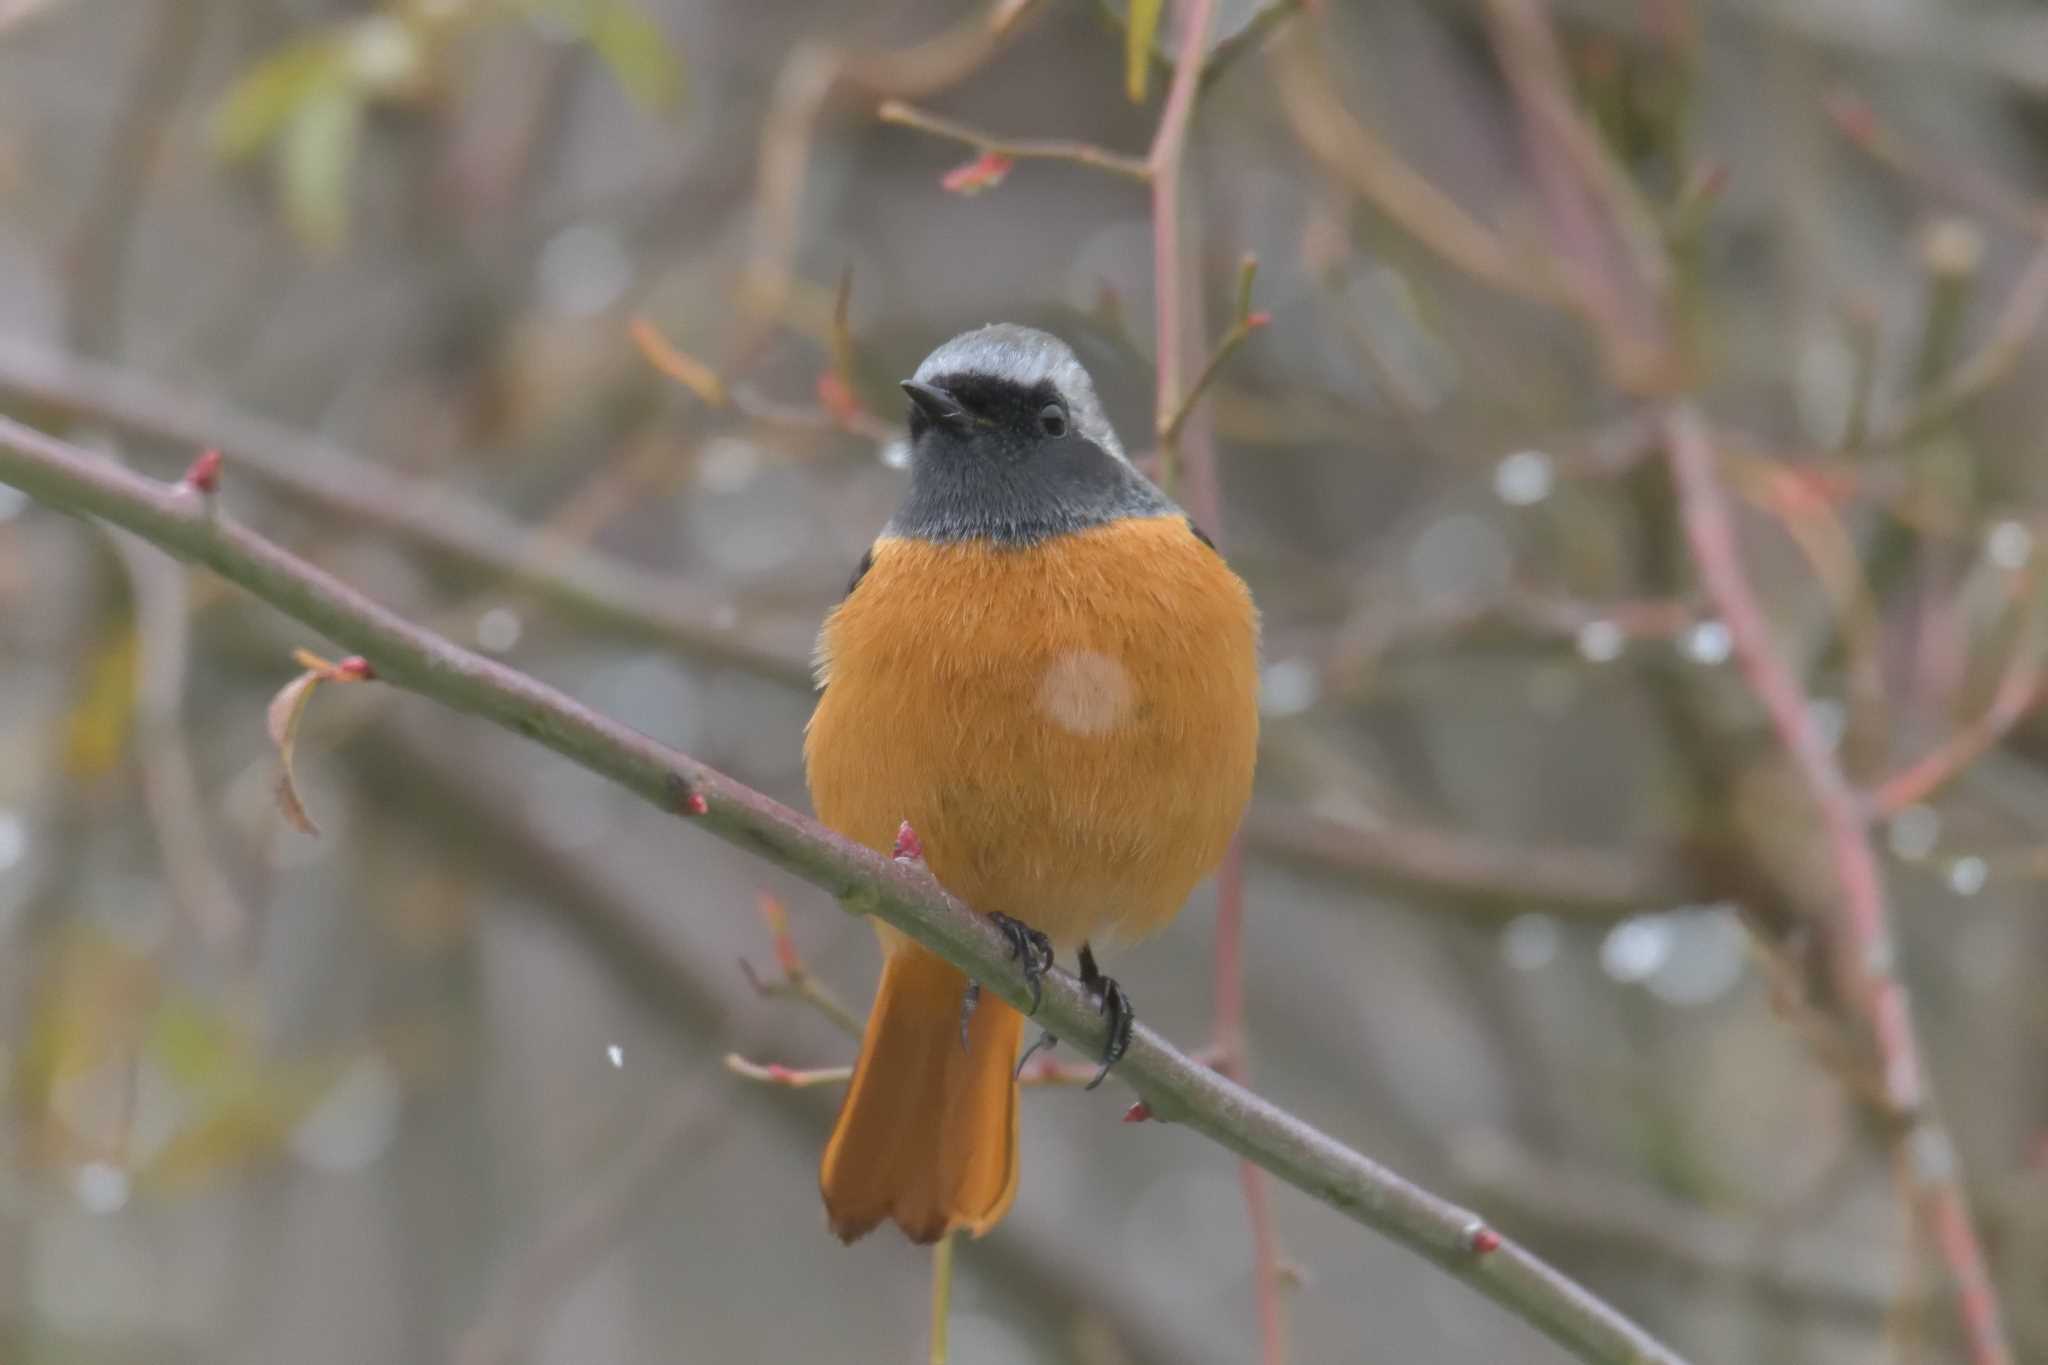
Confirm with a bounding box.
[901,379,968,429]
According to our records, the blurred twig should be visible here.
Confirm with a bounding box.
[0,417,1693,1365]
[1144,5,1288,1357]
[741,0,1048,347]
[1244,803,1699,917]
[739,890,866,1039]
[1268,20,1569,308]
[110,532,247,948]
[0,336,816,685]
[62,0,205,358]
[876,100,1150,181]
[1867,569,2047,816]
[1663,405,2012,1365]
[452,1088,728,1365]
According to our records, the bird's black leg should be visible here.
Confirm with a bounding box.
[986,912,1054,1013]
[1077,942,1134,1091]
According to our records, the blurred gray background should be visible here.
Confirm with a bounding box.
[2,1,2047,1362]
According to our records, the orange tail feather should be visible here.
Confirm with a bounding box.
[820,943,1023,1244]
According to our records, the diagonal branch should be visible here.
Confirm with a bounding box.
[0,414,1689,1365]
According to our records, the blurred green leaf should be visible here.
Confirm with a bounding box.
[522,0,684,112]
[210,35,347,162]
[148,996,251,1093]
[1126,0,1162,102]
[584,0,684,112]
[278,86,365,255]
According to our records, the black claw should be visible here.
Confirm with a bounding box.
[1015,1029,1058,1078]
[959,978,981,1052]
[988,912,1053,1014]
[1077,942,1135,1091]
[1084,980,1134,1090]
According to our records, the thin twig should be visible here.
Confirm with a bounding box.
[452,1088,726,1365]
[1267,21,1569,307]
[737,958,866,1039]
[1243,804,1698,916]
[1144,0,1214,500]
[0,415,1692,1365]
[725,1050,1106,1090]
[62,0,205,358]
[930,1230,957,1365]
[739,0,1048,344]
[877,100,1151,181]
[1823,91,2048,447]
[110,532,247,947]
[1879,236,2048,448]
[1159,254,1268,449]
[1868,575,2046,817]
[1145,8,1289,1358]
[1662,404,2012,1365]
[0,336,815,685]
[723,1055,854,1088]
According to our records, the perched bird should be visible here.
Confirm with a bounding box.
[804,323,1260,1245]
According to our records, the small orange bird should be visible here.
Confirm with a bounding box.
[804,324,1260,1245]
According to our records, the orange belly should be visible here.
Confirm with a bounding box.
[804,514,1260,949]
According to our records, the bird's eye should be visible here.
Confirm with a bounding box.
[1038,403,1068,438]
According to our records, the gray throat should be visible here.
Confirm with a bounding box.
[886,432,1176,546]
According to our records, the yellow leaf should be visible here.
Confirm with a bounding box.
[585,0,685,112]
[209,34,347,161]
[62,619,138,780]
[278,85,364,254]
[12,929,158,1164]
[1126,0,1163,103]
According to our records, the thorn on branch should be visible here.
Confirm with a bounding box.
[1465,1221,1502,1256]
[181,447,222,494]
[1159,253,1267,451]
[665,772,709,816]
[892,820,926,863]
[1122,1100,1153,1123]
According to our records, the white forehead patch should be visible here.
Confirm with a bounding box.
[1036,649,1136,737]
[912,323,1128,464]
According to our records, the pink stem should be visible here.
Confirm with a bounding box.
[1146,6,1284,1360]
[1662,405,2011,1365]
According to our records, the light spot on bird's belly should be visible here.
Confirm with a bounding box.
[1036,650,1135,736]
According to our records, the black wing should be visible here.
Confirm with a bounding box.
[844,546,874,598]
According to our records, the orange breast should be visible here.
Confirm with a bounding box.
[804,515,1260,949]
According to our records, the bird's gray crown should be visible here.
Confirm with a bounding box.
[882,323,1179,546]
[911,323,1128,465]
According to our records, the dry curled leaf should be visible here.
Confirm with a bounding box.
[265,649,373,835]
